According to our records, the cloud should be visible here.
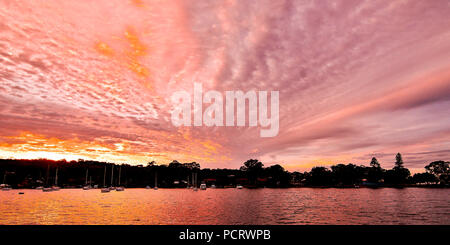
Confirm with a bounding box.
[0,0,449,170]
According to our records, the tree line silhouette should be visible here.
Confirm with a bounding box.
[0,153,448,188]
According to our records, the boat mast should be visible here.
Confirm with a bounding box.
[110,165,114,187]
[85,169,89,186]
[55,168,58,186]
[46,165,50,187]
[118,166,121,186]
[103,166,106,187]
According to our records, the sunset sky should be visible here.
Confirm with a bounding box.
[0,0,449,173]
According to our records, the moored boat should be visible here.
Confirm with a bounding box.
[109,165,114,191]
[52,168,60,191]
[154,171,158,190]
[1,172,12,190]
[115,166,125,191]
[100,166,110,193]
[192,172,198,191]
[82,169,91,190]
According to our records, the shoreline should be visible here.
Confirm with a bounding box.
[2,185,449,190]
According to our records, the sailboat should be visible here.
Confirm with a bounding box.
[35,171,44,190]
[42,165,52,192]
[116,166,124,191]
[52,168,60,191]
[109,165,116,191]
[1,172,11,191]
[83,168,90,190]
[193,172,198,191]
[189,173,193,189]
[154,171,158,190]
[101,166,110,193]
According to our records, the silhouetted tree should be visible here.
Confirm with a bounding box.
[425,161,449,176]
[331,164,362,185]
[240,159,263,171]
[168,160,182,168]
[368,157,383,183]
[265,164,290,187]
[370,157,380,168]
[425,161,450,184]
[240,159,264,185]
[307,167,332,186]
[146,161,156,167]
[290,171,306,186]
[0,155,445,188]
[383,153,410,185]
[395,153,404,169]
[411,172,438,184]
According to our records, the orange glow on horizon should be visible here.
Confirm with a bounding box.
[0,131,231,167]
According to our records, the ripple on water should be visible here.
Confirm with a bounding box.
[0,188,448,224]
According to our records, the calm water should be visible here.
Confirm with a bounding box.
[0,188,448,225]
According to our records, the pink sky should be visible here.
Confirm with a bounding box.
[0,0,449,173]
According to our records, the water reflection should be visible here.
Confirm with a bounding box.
[0,188,448,225]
